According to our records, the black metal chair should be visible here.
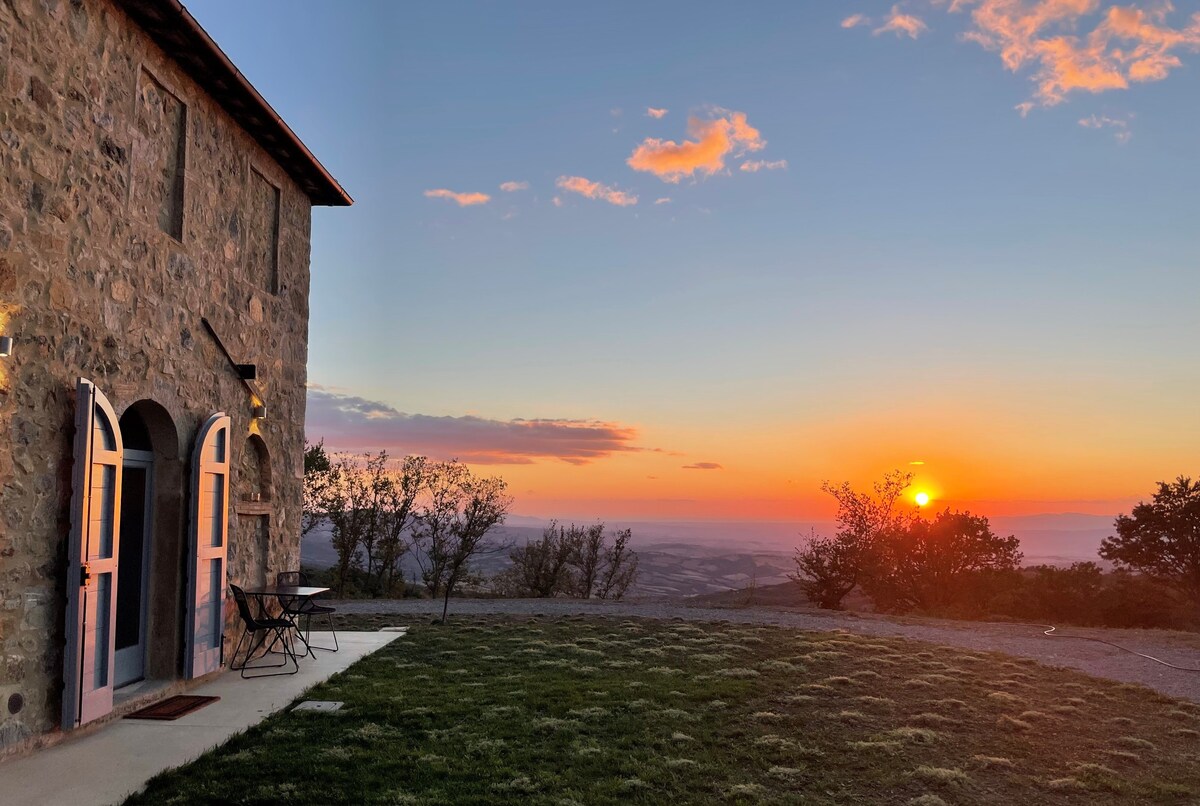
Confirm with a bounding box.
[277,571,339,653]
[229,584,299,677]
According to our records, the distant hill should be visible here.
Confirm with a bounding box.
[301,512,1116,599]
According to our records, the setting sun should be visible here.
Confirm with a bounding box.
[915,492,931,507]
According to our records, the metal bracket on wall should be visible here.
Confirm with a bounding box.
[200,317,263,402]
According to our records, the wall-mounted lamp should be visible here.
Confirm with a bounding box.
[251,404,267,420]
[0,336,12,358]
[236,363,258,381]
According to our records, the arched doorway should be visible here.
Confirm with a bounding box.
[114,401,183,688]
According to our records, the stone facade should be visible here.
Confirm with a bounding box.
[0,0,340,750]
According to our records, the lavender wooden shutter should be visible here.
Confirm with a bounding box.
[62,379,124,728]
[185,413,231,678]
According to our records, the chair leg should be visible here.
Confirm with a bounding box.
[239,627,296,678]
[305,611,339,653]
[229,628,250,672]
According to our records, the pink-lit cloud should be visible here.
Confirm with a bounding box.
[555,175,638,206]
[424,188,491,206]
[307,386,647,466]
[875,5,929,38]
[627,110,766,183]
[683,462,724,470]
[499,181,529,192]
[842,13,870,28]
[948,0,1200,107]
[654,197,672,204]
[646,107,669,119]
[740,159,788,172]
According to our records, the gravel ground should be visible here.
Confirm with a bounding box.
[331,597,1200,702]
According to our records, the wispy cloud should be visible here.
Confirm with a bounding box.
[307,386,647,466]
[682,462,723,470]
[424,188,490,206]
[499,181,529,192]
[740,159,788,172]
[555,175,638,206]
[842,13,870,29]
[948,0,1200,108]
[646,107,669,119]
[627,110,766,183]
[1079,112,1132,143]
[654,197,672,204]
[874,5,928,38]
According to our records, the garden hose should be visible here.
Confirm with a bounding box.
[1038,624,1200,672]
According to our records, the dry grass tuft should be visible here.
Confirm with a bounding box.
[835,709,869,723]
[1114,736,1156,751]
[908,712,958,728]
[927,698,970,712]
[715,667,759,679]
[823,676,859,687]
[887,726,943,744]
[971,755,1014,769]
[1045,777,1087,791]
[997,715,1033,732]
[1102,750,1142,765]
[1171,728,1200,739]
[903,679,935,689]
[1017,710,1056,722]
[750,711,784,721]
[986,691,1025,706]
[847,739,902,753]
[912,766,970,786]
[855,695,896,709]
[767,766,805,779]
[906,796,948,806]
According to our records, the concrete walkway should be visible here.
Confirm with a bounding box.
[0,630,404,806]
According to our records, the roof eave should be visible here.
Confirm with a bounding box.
[115,0,353,207]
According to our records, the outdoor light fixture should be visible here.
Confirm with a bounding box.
[236,363,258,381]
[0,336,12,358]
[252,404,267,420]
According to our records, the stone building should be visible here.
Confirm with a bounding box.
[0,0,351,751]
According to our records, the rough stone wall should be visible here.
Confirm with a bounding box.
[0,0,314,749]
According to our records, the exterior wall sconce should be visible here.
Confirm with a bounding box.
[0,336,12,358]
[251,404,267,420]
[236,363,258,380]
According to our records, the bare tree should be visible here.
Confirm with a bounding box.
[410,460,469,600]
[410,461,513,622]
[568,522,606,598]
[596,528,638,600]
[317,452,390,597]
[506,521,581,597]
[375,455,429,597]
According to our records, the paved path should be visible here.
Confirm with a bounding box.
[0,631,403,806]
[336,598,1200,702]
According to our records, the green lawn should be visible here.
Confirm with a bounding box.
[128,615,1200,805]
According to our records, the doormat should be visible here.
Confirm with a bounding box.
[126,695,220,721]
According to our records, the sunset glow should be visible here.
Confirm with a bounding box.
[190,2,1200,528]
[915,492,930,508]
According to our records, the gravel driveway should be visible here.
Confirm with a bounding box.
[332,597,1200,702]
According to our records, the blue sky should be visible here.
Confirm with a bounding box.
[190,1,1200,520]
